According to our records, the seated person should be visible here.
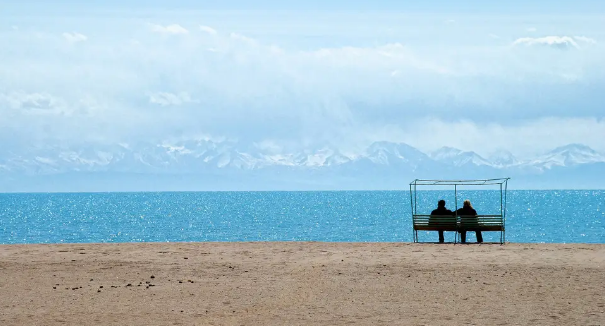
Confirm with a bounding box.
[430,199,454,243]
[455,199,483,244]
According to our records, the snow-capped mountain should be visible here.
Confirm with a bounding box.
[1,141,604,190]
[2,141,604,174]
[365,141,430,167]
[430,147,492,167]
[488,150,520,168]
[529,144,605,169]
[294,148,353,167]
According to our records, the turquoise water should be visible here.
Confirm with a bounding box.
[0,191,603,244]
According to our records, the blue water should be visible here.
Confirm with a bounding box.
[0,191,603,244]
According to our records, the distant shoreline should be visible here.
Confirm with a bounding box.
[2,188,605,194]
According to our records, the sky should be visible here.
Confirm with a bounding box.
[1,1,605,158]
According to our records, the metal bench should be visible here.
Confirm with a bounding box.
[409,178,510,244]
[413,214,505,244]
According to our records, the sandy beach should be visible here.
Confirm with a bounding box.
[0,242,603,325]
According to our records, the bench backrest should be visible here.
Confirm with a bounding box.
[413,214,457,231]
[413,214,503,231]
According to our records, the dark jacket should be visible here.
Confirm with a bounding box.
[431,207,454,216]
[429,207,454,226]
[456,206,478,228]
[455,206,477,216]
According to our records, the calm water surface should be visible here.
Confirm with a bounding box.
[0,191,603,244]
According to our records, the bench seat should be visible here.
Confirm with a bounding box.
[414,225,459,231]
[412,214,504,242]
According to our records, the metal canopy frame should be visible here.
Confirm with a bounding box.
[410,178,510,186]
[409,178,510,244]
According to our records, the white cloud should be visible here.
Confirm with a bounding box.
[1,16,604,156]
[199,25,217,35]
[229,32,256,44]
[512,35,596,52]
[574,36,597,44]
[148,92,196,106]
[1,91,60,110]
[512,36,579,49]
[62,32,87,43]
[150,24,189,35]
[0,91,78,118]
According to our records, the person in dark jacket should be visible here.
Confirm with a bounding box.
[430,199,454,243]
[455,199,483,243]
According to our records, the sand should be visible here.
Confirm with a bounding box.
[0,242,604,325]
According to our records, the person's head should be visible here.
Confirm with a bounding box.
[438,199,446,208]
[463,199,472,208]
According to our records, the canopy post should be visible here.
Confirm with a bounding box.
[504,179,508,244]
[414,182,418,242]
[454,184,458,243]
[500,183,504,244]
[410,182,415,242]
[454,184,458,211]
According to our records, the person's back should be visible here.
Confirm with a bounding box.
[431,206,454,216]
[456,200,483,243]
[429,200,454,243]
[455,205,477,217]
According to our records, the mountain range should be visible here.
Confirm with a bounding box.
[1,141,604,191]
